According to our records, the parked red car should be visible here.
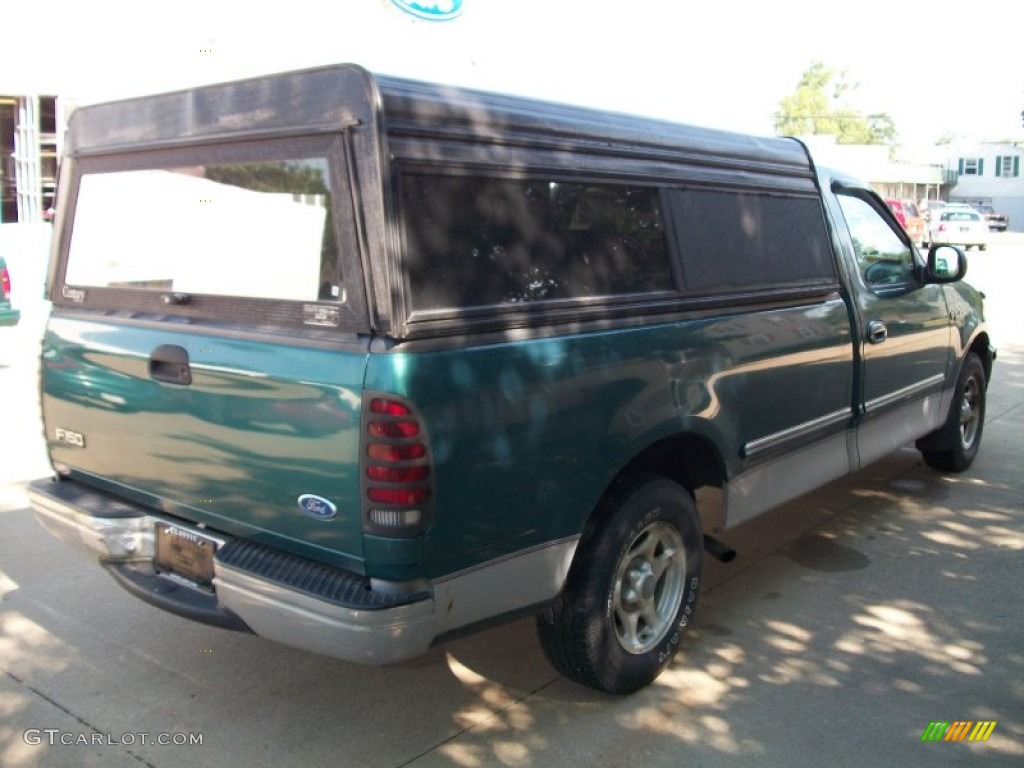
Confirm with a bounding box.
[1,255,21,327]
[976,205,1009,232]
[886,199,926,247]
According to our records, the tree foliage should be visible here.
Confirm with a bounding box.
[204,162,329,194]
[774,62,896,145]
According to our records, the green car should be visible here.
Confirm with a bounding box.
[28,65,994,694]
[0,255,20,327]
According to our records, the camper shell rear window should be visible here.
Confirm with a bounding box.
[59,137,366,332]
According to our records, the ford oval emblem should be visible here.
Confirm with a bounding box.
[298,494,338,521]
[390,0,464,21]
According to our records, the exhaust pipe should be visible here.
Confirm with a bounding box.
[703,535,736,563]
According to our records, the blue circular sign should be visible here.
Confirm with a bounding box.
[297,494,338,521]
[391,1,464,21]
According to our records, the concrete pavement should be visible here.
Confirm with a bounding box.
[1,232,1021,767]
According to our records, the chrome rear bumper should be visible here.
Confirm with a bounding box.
[28,477,437,664]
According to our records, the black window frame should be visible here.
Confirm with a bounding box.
[53,134,369,335]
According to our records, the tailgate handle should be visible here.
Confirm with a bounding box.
[150,345,192,385]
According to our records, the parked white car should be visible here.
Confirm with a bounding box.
[929,209,988,250]
[933,210,987,252]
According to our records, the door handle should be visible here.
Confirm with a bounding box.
[149,345,192,385]
[866,320,888,345]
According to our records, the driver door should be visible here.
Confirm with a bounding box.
[831,185,952,468]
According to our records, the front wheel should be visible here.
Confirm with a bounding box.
[536,474,702,694]
[918,353,987,471]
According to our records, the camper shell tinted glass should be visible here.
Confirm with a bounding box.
[397,168,839,332]
[667,187,837,297]
[400,173,674,313]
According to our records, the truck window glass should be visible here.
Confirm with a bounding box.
[667,188,836,296]
[835,193,915,288]
[399,174,672,311]
[66,157,340,302]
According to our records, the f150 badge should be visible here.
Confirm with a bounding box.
[298,494,338,520]
[54,428,86,448]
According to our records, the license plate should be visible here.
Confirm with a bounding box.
[155,524,217,587]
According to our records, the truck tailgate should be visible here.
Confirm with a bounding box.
[40,314,368,572]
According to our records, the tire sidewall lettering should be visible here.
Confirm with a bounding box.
[602,496,700,658]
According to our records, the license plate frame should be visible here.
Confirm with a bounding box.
[155,524,218,587]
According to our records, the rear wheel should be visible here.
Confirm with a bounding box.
[918,353,986,471]
[536,474,702,694]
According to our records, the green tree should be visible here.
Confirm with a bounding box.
[204,161,329,195]
[774,62,896,145]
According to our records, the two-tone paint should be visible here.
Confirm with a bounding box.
[28,64,994,664]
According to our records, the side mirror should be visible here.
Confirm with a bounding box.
[924,244,967,283]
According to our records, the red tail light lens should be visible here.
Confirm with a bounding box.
[367,487,431,505]
[362,394,433,537]
[366,465,429,483]
[367,420,420,438]
[367,443,426,462]
[370,398,412,416]
[1,267,11,301]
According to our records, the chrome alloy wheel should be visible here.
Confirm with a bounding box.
[611,521,686,654]
[958,374,982,450]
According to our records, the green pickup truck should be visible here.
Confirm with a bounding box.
[29,64,995,694]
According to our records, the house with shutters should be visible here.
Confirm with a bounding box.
[947,142,1024,231]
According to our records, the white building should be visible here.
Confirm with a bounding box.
[946,142,1024,232]
[799,136,949,204]
[0,95,69,223]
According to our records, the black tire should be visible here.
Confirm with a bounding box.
[536,474,702,694]
[918,353,986,471]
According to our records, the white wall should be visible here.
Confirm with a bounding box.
[947,143,1024,231]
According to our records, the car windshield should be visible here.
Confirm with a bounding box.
[942,212,981,222]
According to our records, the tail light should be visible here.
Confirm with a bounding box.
[937,223,947,232]
[1,266,11,302]
[361,394,434,536]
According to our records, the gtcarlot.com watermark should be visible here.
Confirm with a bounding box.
[23,729,203,747]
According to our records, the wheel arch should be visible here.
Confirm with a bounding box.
[967,331,994,385]
[587,430,728,539]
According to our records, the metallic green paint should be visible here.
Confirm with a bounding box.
[367,299,855,578]
[41,315,369,573]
